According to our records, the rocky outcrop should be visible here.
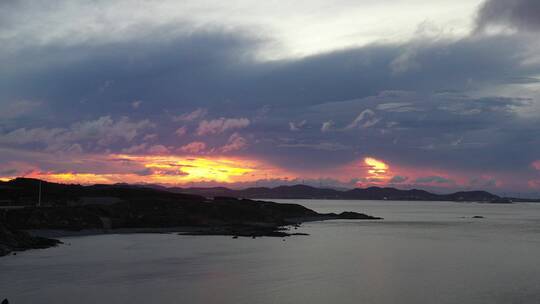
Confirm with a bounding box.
[0,222,61,257]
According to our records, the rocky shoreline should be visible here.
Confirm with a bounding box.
[0,223,61,257]
[0,179,381,256]
[1,209,380,256]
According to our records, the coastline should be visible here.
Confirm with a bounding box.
[0,181,382,256]
[26,213,382,239]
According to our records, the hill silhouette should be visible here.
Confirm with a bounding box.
[170,184,502,202]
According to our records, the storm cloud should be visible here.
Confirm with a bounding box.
[476,0,540,32]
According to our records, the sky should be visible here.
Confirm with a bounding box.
[1,0,540,195]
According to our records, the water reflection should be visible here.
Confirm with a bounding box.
[2,200,540,304]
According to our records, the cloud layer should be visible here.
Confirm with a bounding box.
[1,0,540,194]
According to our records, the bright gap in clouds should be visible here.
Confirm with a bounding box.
[364,157,389,176]
[1,0,482,60]
[255,0,482,59]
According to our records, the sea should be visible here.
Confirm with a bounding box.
[2,200,540,304]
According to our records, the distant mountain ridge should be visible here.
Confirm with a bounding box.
[1,178,531,204]
[166,184,504,202]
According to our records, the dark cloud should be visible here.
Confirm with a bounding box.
[476,0,540,32]
[414,176,455,185]
[389,176,409,183]
[0,29,264,124]
[133,168,154,176]
[0,169,18,176]
[469,176,498,188]
[2,29,535,123]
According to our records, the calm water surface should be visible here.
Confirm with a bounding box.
[2,200,540,304]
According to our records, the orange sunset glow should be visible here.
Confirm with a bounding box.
[7,154,295,186]
[1,154,399,188]
[0,153,511,192]
[118,154,258,183]
[364,157,389,177]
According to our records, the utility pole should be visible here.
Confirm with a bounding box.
[37,180,42,207]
